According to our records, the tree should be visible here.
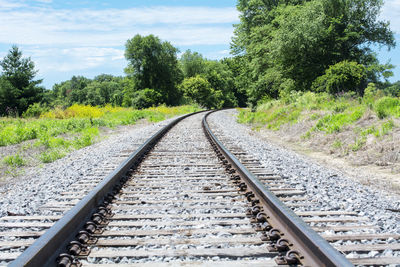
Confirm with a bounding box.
[0,46,43,115]
[180,75,223,109]
[180,50,206,78]
[221,57,248,107]
[203,60,238,107]
[232,0,395,103]
[51,76,90,106]
[124,34,183,105]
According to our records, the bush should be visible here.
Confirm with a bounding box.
[384,81,400,97]
[312,61,366,95]
[22,103,49,118]
[131,89,162,109]
[374,97,400,119]
[180,76,222,109]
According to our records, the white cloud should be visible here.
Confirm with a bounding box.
[0,3,238,86]
[0,6,238,46]
[25,46,125,72]
[0,0,24,10]
[381,0,400,33]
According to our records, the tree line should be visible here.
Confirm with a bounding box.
[0,35,246,116]
[1,0,399,117]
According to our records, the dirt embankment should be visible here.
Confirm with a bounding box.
[250,112,400,195]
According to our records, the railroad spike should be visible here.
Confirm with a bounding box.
[268,228,282,241]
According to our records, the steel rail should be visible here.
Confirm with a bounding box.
[203,110,353,267]
[10,111,204,267]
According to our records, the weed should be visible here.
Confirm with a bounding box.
[39,149,67,163]
[314,107,364,134]
[309,113,321,120]
[332,140,343,149]
[3,154,25,167]
[301,130,312,139]
[374,120,395,137]
[73,127,99,149]
[349,137,366,151]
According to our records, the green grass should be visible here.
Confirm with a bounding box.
[237,91,399,156]
[39,149,67,163]
[238,91,399,135]
[313,106,365,134]
[0,105,200,147]
[0,104,201,164]
[349,137,366,152]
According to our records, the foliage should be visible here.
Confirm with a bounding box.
[130,88,163,109]
[180,50,206,78]
[39,149,67,163]
[3,153,25,167]
[202,60,238,108]
[384,81,400,97]
[220,57,248,107]
[50,75,125,108]
[0,104,201,147]
[124,34,183,105]
[313,107,365,133]
[312,61,367,95]
[22,103,49,118]
[180,76,222,109]
[237,91,400,134]
[232,0,395,103]
[374,97,400,119]
[0,46,44,115]
[41,104,105,119]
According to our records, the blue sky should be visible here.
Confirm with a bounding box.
[0,0,399,89]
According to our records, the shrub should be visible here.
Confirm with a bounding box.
[131,89,163,109]
[374,97,400,119]
[312,61,366,95]
[180,76,221,109]
[384,81,400,97]
[22,103,49,118]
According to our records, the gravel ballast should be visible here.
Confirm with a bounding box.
[208,109,400,235]
[0,117,177,218]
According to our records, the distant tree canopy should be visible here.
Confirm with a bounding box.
[232,0,396,105]
[0,46,44,115]
[179,50,243,108]
[29,35,243,111]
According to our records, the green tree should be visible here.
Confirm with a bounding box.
[0,46,43,115]
[125,34,183,105]
[203,60,238,107]
[221,57,248,107]
[51,76,90,106]
[180,50,206,78]
[232,0,395,103]
[180,75,223,109]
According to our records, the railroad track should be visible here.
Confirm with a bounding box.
[0,111,398,266]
